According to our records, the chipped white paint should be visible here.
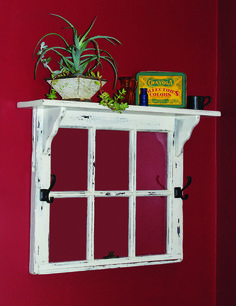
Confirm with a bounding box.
[17,100,221,274]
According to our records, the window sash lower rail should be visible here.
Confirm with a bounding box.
[36,254,182,274]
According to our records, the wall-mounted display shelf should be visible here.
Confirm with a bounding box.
[17,99,221,274]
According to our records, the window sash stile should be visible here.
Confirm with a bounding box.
[166,131,174,255]
[128,129,137,258]
[86,127,96,261]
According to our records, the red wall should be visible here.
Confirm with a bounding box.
[217,0,236,305]
[0,0,219,305]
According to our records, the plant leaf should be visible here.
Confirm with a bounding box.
[33,33,70,58]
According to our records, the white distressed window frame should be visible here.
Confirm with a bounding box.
[17,100,220,274]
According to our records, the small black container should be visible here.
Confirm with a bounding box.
[187,96,212,110]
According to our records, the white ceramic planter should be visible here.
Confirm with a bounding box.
[46,75,107,100]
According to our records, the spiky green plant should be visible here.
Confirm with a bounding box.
[33,14,121,87]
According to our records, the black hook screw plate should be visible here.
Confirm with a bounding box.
[40,174,56,203]
[174,176,192,200]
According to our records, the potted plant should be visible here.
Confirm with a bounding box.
[33,14,121,101]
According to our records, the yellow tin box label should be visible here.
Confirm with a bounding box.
[136,72,187,108]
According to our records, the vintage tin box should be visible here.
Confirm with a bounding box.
[136,71,187,108]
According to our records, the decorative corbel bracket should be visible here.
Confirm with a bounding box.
[43,107,66,154]
[174,115,200,156]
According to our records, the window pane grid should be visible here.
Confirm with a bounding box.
[50,128,171,263]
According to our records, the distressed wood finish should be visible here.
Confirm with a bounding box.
[18,100,221,274]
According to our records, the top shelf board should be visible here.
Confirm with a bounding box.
[17,99,221,118]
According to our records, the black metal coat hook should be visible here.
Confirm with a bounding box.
[174,176,192,200]
[40,174,56,203]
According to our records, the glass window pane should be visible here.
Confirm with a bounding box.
[136,197,167,256]
[51,128,88,191]
[49,198,87,262]
[94,197,128,259]
[136,132,167,190]
[95,130,129,191]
